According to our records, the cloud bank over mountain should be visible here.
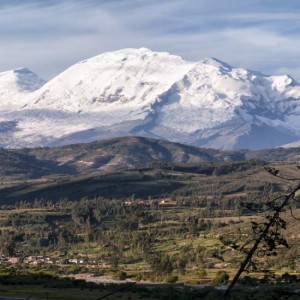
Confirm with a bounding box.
[1,0,300,79]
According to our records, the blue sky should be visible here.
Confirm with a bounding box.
[1,0,300,79]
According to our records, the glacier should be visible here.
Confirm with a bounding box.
[0,47,299,150]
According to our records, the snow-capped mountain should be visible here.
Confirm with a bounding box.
[0,48,299,149]
[0,68,45,109]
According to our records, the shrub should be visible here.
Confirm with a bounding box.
[164,275,178,283]
[134,273,143,282]
[198,267,207,279]
[213,270,229,285]
[112,270,127,280]
[239,275,259,286]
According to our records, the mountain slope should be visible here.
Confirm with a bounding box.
[0,48,299,149]
[0,136,298,181]
[0,136,232,180]
[0,68,45,109]
[151,59,300,149]
[0,137,298,203]
[31,48,193,112]
[21,136,237,175]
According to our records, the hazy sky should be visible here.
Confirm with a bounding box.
[1,0,300,80]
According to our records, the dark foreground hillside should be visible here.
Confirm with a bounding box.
[0,162,297,204]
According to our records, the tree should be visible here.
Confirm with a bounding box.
[176,253,188,275]
[147,252,174,276]
[198,266,207,279]
[222,165,300,299]
[2,238,15,257]
[213,270,229,285]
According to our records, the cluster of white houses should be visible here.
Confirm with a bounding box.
[0,254,89,266]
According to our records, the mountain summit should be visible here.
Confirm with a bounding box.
[0,67,45,109]
[0,48,299,149]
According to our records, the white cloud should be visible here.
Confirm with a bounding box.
[0,0,300,80]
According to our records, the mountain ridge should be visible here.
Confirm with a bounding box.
[0,48,300,149]
[1,136,299,181]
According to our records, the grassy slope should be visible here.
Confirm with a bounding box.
[0,136,298,180]
[0,163,297,204]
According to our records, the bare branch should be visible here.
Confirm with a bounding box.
[222,180,300,299]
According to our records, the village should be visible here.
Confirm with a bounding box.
[0,254,100,268]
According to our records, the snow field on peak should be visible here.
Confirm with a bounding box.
[0,68,45,110]
[0,48,299,149]
[28,48,195,115]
